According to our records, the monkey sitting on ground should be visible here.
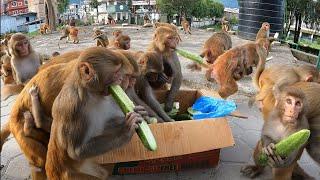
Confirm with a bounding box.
[181,17,191,35]
[256,22,270,40]
[205,38,270,98]
[39,24,50,35]
[1,54,14,84]
[1,33,43,100]
[221,16,230,32]
[109,34,131,50]
[147,26,182,112]
[45,48,147,179]
[135,51,174,122]
[68,26,79,44]
[93,29,109,47]
[250,64,319,113]
[241,87,314,180]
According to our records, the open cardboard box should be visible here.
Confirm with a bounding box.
[95,89,235,175]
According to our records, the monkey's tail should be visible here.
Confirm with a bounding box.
[0,122,11,152]
[253,47,267,90]
[1,84,24,101]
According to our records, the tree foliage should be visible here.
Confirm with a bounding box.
[57,0,69,14]
[89,0,102,20]
[157,0,224,19]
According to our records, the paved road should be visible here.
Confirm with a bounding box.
[1,25,319,179]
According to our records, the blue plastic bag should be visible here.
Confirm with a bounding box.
[191,96,236,120]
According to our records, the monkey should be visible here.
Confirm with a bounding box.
[93,29,109,47]
[1,54,14,84]
[154,22,182,42]
[9,33,42,84]
[200,31,232,64]
[39,24,50,34]
[241,86,315,180]
[117,50,164,123]
[109,34,131,50]
[147,26,182,112]
[45,47,147,179]
[250,64,320,112]
[221,16,230,32]
[59,25,70,41]
[144,13,150,24]
[256,22,270,40]
[181,17,191,35]
[112,29,123,38]
[51,51,60,57]
[135,51,174,122]
[68,26,79,44]
[205,38,270,99]
[1,33,43,100]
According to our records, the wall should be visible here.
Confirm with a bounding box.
[0,15,17,34]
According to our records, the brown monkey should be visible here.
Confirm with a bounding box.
[154,22,182,42]
[1,33,42,100]
[38,50,82,71]
[250,64,320,111]
[135,51,174,122]
[181,17,191,35]
[45,48,146,179]
[59,26,70,41]
[112,29,123,38]
[1,54,14,84]
[221,16,230,32]
[39,24,50,34]
[109,34,131,50]
[241,87,315,180]
[200,31,232,64]
[205,38,270,98]
[117,50,164,122]
[256,22,270,40]
[148,26,182,112]
[68,26,79,44]
[93,29,109,47]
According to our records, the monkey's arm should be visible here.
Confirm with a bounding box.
[165,55,182,112]
[72,118,133,159]
[126,87,163,122]
[142,80,173,122]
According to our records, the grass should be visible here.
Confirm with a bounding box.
[286,39,320,51]
[27,31,39,37]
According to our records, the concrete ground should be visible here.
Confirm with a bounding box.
[1,25,319,180]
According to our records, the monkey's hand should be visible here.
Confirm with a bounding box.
[164,101,174,112]
[125,110,143,134]
[263,143,292,168]
[186,63,202,72]
[29,84,39,98]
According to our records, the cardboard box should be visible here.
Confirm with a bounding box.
[95,89,235,175]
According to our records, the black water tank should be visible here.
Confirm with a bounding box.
[238,0,284,40]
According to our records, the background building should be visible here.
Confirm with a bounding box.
[5,0,29,15]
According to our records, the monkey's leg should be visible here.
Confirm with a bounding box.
[240,140,265,178]
[14,131,47,180]
[23,111,49,144]
[0,122,11,152]
[76,161,108,180]
[29,85,52,133]
[59,35,67,40]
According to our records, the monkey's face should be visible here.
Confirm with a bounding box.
[15,39,29,57]
[282,95,303,124]
[263,23,270,31]
[165,35,178,51]
[123,40,130,50]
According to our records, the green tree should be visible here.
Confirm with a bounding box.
[156,0,200,20]
[45,0,57,31]
[90,0,101,22]
[57,0,69,14]
[208,1,224,18]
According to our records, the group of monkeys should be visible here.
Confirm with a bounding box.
[0,21,319,180]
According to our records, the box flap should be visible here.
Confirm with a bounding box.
[95,118,235,164]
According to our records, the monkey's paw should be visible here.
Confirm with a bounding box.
[29,84,39,97]
[240,165,263,178]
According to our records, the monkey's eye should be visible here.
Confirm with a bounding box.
[286,99,292,104]
[296,101,301,107]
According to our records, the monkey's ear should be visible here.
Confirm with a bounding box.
[305,75,313,82]
[79,62,95,81]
